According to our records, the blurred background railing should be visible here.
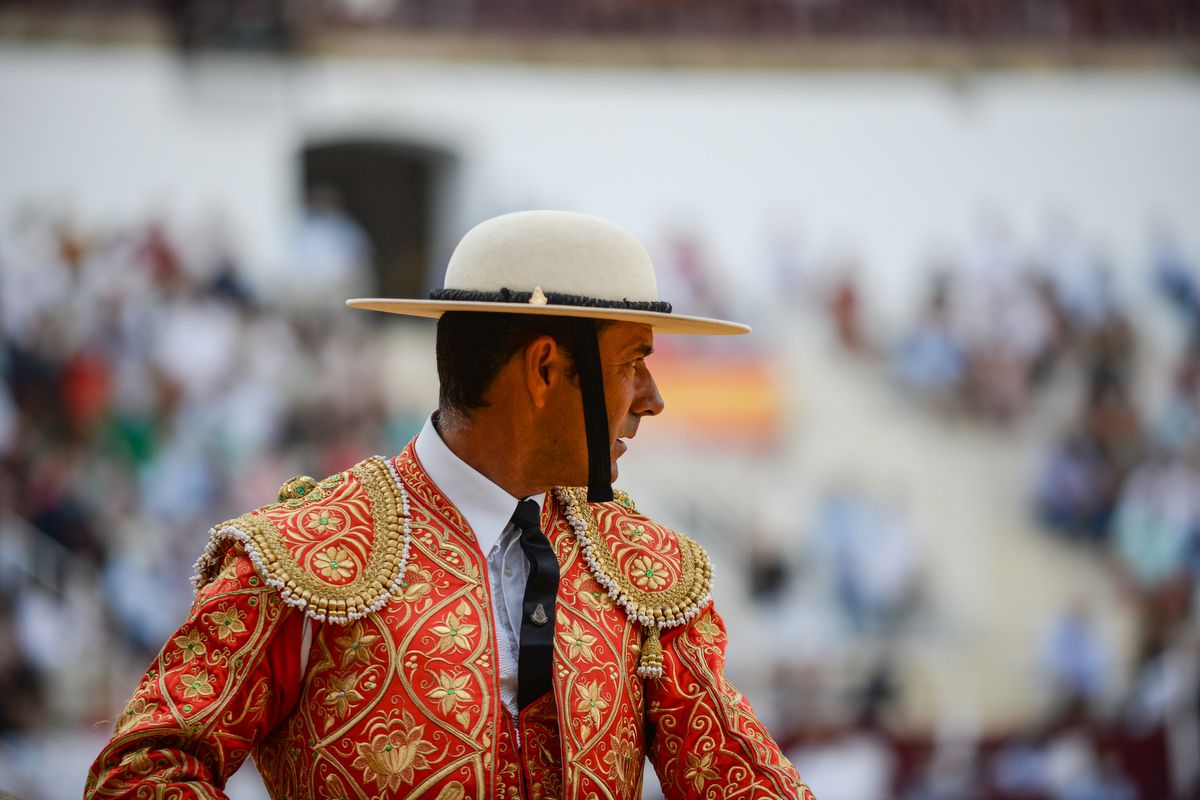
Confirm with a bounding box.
[2,0,1200,41]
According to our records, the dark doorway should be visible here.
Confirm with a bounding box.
[301,140,454,301]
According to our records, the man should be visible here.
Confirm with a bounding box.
[85,211,815,799]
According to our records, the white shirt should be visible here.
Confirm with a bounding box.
[414,415,543,720]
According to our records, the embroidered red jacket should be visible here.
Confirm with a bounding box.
[85,443,815,799]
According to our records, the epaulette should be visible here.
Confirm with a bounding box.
[191,456,413,624]
[554,486,713,678]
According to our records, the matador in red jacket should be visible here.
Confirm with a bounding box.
[85,210,817,799]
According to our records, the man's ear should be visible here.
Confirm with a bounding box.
[523,335,565,409]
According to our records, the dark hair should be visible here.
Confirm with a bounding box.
[436,312,610,415]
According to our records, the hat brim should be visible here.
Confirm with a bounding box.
[345,298,750,336]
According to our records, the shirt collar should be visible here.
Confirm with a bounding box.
[414,414,544,555]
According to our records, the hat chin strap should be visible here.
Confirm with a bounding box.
[569,318,614,503]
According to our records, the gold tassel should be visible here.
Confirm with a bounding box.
[637,624,664,679]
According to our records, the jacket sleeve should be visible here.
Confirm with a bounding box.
[84,542,307,799]
[646,604,816,800]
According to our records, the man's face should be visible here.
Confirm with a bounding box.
[539,321,664,486]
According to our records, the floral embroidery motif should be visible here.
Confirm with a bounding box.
[629,556,670,591]
[321,773,350,800]
[353,713,436,791]
[306,509,343,535]
[172,630,206,663]
[204,606,246,641]
[575,682,609,728]
[179,670,215,700]
[429,672,472,713]
[559,621,598,661]
[603,732,641,795]
[400,564,433,603]
[324,674,364,716]
[623,524,648,542]
[334,621,379,667]
[118,749,155,776]
[114,697,156,735]
[312,547,356,582]
[429,602,477,653]
[684,751,719,791]
[576,576,616,612]
[694,611,723,645]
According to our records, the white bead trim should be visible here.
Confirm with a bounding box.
[190,455,413,625]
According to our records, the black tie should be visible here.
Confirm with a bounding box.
[511,499,560,711]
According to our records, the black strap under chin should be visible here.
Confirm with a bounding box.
[569,318,614,503]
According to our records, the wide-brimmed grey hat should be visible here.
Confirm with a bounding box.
[346,210,749,336]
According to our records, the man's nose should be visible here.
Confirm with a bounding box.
[636,370,665,417]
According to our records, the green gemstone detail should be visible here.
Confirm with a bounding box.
[183,704,192,712]
[248,598,257,606]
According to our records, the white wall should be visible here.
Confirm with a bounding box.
[2,43,1198,323]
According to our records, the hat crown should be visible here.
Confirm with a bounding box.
[444,210,659,303]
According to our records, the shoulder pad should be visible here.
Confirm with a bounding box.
[554,486,712,631]
[191,456,411,624]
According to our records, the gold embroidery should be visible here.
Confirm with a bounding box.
[118,749,155,776]
[204,606,246,641]
[323,673,364,716]
[429,672,472,713]
[276,473,346,506]
[113,697,155,735]
[694,610,723,645]
[684,751,719,791]
[629,555,670,590]
[399,564,433,603]
[555,487,712,627]
[575,682,609,729]
[559,621,598,661]
[312,547,356,582]
[172,630,205,663]
[192,456,411,624]
[306,509,343,534]
[603,732,642,796]
[334,621,379,667]
[555,485,713,678]
[179,670,215,699]
[429,601,478,653]
[353,712,436,790]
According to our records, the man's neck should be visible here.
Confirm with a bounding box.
[434,410,548,500]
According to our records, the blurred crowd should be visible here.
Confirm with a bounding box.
[0,200,420,752]
[811,218,1200,799]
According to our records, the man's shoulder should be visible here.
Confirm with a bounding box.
[556,487,713,631]
[192,455,408,624]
